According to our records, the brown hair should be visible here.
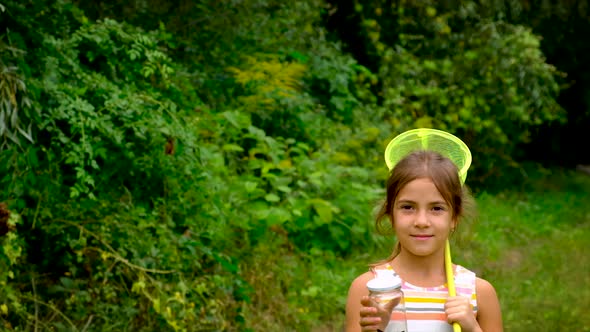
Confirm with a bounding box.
[372,150,476,265]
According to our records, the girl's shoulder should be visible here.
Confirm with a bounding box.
[474,277,504,330]
[475,277,497,297]
[348,270,374,293]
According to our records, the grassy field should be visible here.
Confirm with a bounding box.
[307,166,590,332]
[471,167,590,331]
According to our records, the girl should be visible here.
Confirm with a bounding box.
[345,129,503,332]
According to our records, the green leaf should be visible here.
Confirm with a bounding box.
[426,7,437,17]
[423,60,437,70]
[131,280,146,294]
[250,201,270,220]
[244,181,258,192]
[264,193,280,202]
[152,299,160,313]
[309,198,333,224]
[222,110,251,129]
[301,285,320,297]
[289,51,309,64]
[266,207,291,226]
[465,50,478,60]
[223,144,244,152]
[60,277,75,289]
[277,185,292,193]
[414,116,433,128]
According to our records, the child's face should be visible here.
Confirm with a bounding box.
[392,177,455,258]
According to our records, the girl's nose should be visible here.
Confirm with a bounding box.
[414,210,429,227]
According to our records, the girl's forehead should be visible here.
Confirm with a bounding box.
[397,177,445,199]
[401,177,437,189]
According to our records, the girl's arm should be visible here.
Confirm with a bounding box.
[475,277,503,331]
[345,272,380,332]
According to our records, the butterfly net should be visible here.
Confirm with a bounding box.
[384,128,472,184]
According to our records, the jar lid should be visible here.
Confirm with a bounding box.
[366,270,402,292]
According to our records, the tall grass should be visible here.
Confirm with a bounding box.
[470,167,590,331]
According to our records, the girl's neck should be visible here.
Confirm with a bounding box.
[391,250,447,287]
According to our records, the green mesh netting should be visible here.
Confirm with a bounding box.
[384,128,472,184]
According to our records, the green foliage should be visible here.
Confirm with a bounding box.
[226,55,316,142]
[0,207,23,320]
[1,1,385,330]
[347,0,566,186]
[35,18,179,201]
[0,37,36,149]
[0,0,582,331]
[1,3,228,330]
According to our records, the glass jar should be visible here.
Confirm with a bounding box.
[366,270,407,332]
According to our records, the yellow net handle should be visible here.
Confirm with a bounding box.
[445,240,461,332]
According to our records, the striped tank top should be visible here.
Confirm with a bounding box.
[372,264,477,332]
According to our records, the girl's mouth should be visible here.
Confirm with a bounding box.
[411,235,433,240]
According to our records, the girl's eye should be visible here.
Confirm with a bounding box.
[400,205,413,210]
[432,206,445,212]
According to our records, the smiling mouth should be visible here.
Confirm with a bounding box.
[411,235,433,239]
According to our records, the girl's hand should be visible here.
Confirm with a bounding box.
[445,296,482,332]
[359,296,391,332]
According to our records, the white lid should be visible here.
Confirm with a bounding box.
[366,270,402,292]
